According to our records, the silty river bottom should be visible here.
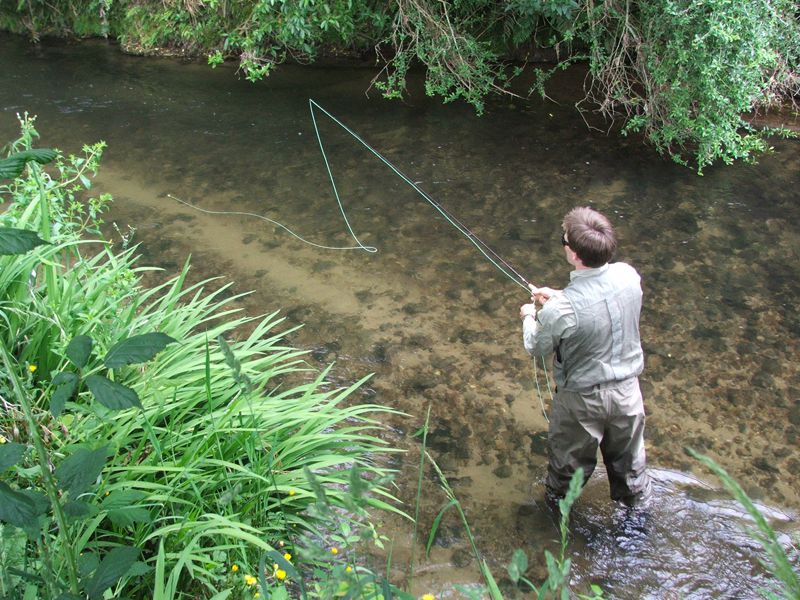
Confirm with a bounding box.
[1,33,799,599]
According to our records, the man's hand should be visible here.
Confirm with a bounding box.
[528,283,559,305]
[520,302,537,320]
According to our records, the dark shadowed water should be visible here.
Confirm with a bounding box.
[1,33,799,599]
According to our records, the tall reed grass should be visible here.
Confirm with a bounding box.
[0,116,402,598]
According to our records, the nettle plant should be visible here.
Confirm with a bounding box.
[0,142,175,599]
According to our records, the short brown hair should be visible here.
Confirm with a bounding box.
[562,207,617,268]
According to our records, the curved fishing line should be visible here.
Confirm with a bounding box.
[309,99,530,292]
[532,355,553,423]
[167,194,374,252]
[309,102,376,254]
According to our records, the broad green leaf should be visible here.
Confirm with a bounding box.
[0,149,55,179]
[63,500,99,521]
[55,594,84,600]
[85,375,142,410]
[54,446,108,497]
[84,546,139,600]
[126,561,153,577]
[78,553,100,577]
[51,372,80,417]
[107,507,151,528]
[270,588,289,600]
[101,489,148,509]
[66,335,93,369]
[18,489,49,516]
[508,548,528,583]
[0,442,25,471]
[0,482,47,526]
[0,227,48,256]
[104,332,177,368]
[0,157,25,180]
[11,149,58,165]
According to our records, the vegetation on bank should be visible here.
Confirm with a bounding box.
[1,1,799,172]
[0,116,404,598]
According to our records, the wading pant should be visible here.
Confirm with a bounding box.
[546,377,650,504]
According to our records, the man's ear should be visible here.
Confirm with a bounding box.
[567,247,583,268]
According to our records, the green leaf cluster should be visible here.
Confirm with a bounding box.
[3,1,798,169]
[0,118,401,599]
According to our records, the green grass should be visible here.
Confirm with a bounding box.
[0,115,404,599]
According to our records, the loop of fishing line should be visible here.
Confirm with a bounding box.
[170,100,531,290]
[308,99,530,292]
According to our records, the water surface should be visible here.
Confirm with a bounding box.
[1,34,799,598]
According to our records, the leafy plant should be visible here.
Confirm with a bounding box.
[3,2,798,169]
[0,292,171,599]
[0,119,403,599]
[414,399,600,600]
[577,0,800,172]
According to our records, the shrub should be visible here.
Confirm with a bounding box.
[0,116,401,599]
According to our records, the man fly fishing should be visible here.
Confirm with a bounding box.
[520,206,651,507]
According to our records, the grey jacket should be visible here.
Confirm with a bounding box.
[523,263,644,391]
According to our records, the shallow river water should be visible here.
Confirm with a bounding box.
[1,33,799,599]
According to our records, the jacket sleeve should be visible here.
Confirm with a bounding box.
[522,296,574,357]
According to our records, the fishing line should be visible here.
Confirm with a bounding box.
[167,194,376,252]
[532,355,553,423]
[169,100,530,291]
[308,99,530,292]
[171,100,550,419]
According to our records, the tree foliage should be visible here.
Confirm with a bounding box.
[1,0,798,170]
[579,0,800,171]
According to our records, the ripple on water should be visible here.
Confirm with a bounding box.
[564,468,797,599]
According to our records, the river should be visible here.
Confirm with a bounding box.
[1,33,799,599]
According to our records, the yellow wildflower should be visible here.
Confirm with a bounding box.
[0,435,6,444]
[28,365,37,373]
[283,552,292,562]
[330,547,339,555]
[255,594,261,599]
[231,564,239,573]
[275,569,287,581]
[346,566,353,573]
[288,489,296,496]
[244,574,257,586]
[421,595,436,600]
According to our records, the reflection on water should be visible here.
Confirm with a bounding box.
[565,469,796,599]
[1,33,799,599]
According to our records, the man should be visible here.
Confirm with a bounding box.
[520,206,651,506]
